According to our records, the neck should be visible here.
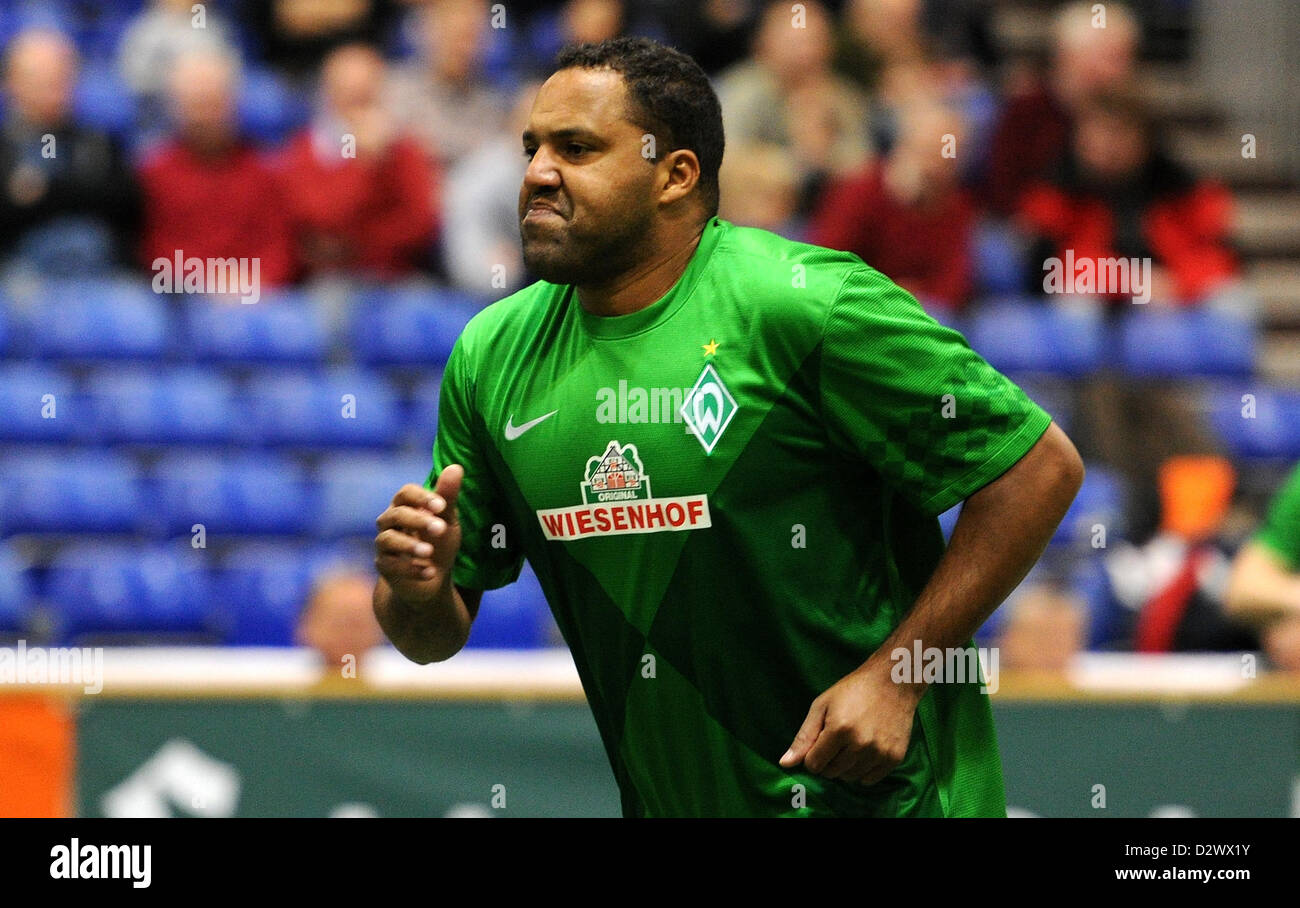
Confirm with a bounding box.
[576,222,706,317]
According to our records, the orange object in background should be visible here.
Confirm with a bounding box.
[1159,455,1237,542]
[0,694,74,817]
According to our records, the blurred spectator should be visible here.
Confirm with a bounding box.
[138,48,294,289]
[277,43,438,281]
[984,0,1139,217]
[807,96,974,310]
[836,0,998,178]
[1226,463,1300,671]
[239,0,402,81]
[996,583,1087,671]
[388,0,510,172]
[1019,90,1242,307]
[296,568,386,669]
[442,80,539,296]
[0,28,140,275]
[659,0,761,76]
[118,0,236,101]
[520,0,630,78]
[718,142,801,237]
[715,0,872,217]
[836,0,928,95]
[1106,456,1259,653]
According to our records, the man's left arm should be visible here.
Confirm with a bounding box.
[780,421,1084,784]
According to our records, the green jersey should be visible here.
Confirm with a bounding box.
[429,216,1052,817]
[1256,464,1300,570]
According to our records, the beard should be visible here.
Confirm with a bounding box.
[520,199,655,287]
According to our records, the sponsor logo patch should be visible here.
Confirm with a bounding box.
[537,440,711,540]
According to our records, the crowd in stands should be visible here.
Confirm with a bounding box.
[0,0,1295,673]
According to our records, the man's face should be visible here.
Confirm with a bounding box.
[519,67,660,286]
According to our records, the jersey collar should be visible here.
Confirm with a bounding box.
[574,216,727,339]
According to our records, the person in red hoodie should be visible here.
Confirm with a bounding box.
[1018,88,1240,306]
[807,96,975,312]
[982,0,1140,217]
[277,43,438,281]
[137,47,294,288]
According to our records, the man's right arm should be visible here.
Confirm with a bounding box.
[372,466,485,664]
[373,575,483,665]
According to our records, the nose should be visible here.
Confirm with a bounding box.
[522,144,562,198]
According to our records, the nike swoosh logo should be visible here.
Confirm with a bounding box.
[504,409,558,441]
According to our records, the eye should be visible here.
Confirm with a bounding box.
[522,147,536,160]
[566,143,587,156]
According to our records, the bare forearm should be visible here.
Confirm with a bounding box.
[869,424,1084,691]
[373,577,474,664]
[1225,542,1300,623]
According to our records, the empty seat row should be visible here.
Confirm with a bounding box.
[0,282,483,365]
[953,300,1258,378]
[0,450,435,538]
[0,364,441,448]
[0,541,554,649]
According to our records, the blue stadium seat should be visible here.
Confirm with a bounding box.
[150,451,316,537]
[1209,386,1300,459]
[245,368,404,448]
[0,449,143,534]
[938,503,961,542]
[0,363,87,442]
[1119,308,1257,377]
[316,453,433,538]
[44,544,215,644]
[405,371,443,449]
[85,367,240,445]
[0,542,32,634]
[1069,555,1126,649]
[73,62,137,137]
[964,299,1105,376]
[466,562,555,649]
[238,66,309,144]
[972,219,1028,296]
[1052,465,1125,547]
[210,542,368,646]
[351,286,483,366]
[186,292,329,364]
[26,281,170,360]
[926,305,965,335]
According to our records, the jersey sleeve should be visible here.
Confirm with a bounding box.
[428,334,524,591]
[1255,463,1300,571]
[818,266,1053,516]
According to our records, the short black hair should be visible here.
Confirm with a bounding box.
[553,36,724,219]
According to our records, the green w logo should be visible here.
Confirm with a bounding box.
[681,363,738,454]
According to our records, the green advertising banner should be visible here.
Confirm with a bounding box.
[75,697,1300,818]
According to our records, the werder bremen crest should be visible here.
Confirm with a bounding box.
[681,362,737,454]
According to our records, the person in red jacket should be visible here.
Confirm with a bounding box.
[1018,89,1240,306]
[982,0,1140,217]
[138,48,294,288]
[277,43,438,281]
[807,96,975,312]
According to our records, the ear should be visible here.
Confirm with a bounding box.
[657,147,701,206]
